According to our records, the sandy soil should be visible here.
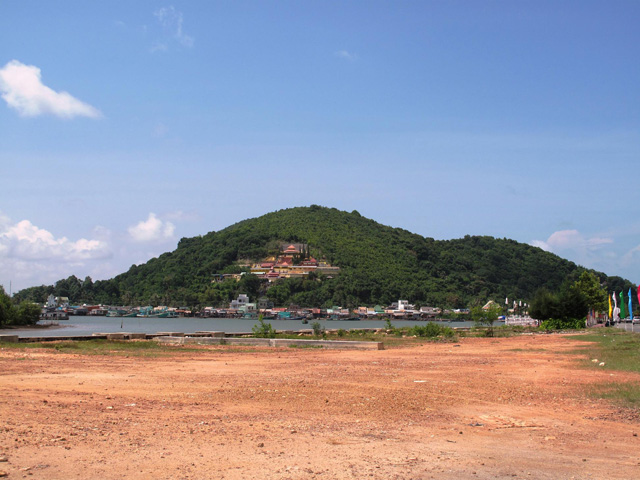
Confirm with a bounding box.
[1,334,639,480]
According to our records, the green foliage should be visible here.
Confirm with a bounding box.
[540,318,586,330]
[252,315,276,338]
[471,305,502,337]
[15,301,41,326]
[12,207,636,309]
[529,288,559,321]
[441,326,456,339]
[311,321,325,337]
[410,322,442,337]
[0,286,40,326]
[573,271,607,312]
[530,276,592,322]
[0,286,14,326]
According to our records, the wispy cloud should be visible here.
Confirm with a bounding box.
[532,230,613,252]
[164,210,200,222]
[153,6,194,50]
[0,60,102,119]
[128,213,175,243]
[150,42,169,53]
[531,229,617,274]
[335,50,357,61]
[622,244,640,269]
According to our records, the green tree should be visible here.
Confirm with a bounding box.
[557,283,588,320]
[573,271,607,312]
[15,301,41,325]
[529,288,560,321]
[236,274,262,301]
[471,304,502,337]
[252,314,275,338]
[0,286,15,326]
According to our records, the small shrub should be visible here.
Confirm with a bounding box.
[540,318,586,331]
[410,322,442,338]
[311,321,325,337]
[441,326,456,339]
[252,315,276,338]
[337,329,346,337]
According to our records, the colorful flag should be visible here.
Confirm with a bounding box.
[629,288,634,320]
[608,294,612,319]
[620,291,626,319]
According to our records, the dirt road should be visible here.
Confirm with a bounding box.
[1,334,639,479]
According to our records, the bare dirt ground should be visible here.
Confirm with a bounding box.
[1,334,640,480]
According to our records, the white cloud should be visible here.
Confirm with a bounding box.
[128,213,175,242]
[0,219,111,262]
[0,60,102,118]
[153,6,194,49]
[530,240,550,252]
[335,50,357,61]
[0,213,114,291]
[532,229,613,253]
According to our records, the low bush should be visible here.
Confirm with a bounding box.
[408,322,456,340]
[252,316,276,338]
[311,321,325,337]
[540,318,585,331]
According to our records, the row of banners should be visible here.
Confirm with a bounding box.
[609,286,640,321]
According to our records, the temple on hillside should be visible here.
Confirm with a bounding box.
[248,242,338,282]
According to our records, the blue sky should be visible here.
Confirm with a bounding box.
[1,0,639,293]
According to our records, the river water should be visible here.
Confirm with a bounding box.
[2,316,491,338]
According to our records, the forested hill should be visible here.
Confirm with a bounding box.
[14,206,633,308]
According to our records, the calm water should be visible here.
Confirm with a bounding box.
[1,316,489,338]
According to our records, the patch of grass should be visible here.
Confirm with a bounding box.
[587,382,640,408]
[0,339,202,357]
[567,329,640,373]
[566,329,640,409]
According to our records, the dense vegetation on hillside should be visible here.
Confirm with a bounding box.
[1,286,41,326]
[13,206,636,309]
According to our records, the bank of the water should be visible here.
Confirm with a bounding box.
[1,316,499,338]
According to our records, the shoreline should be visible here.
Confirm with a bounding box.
[0,323,68,332]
